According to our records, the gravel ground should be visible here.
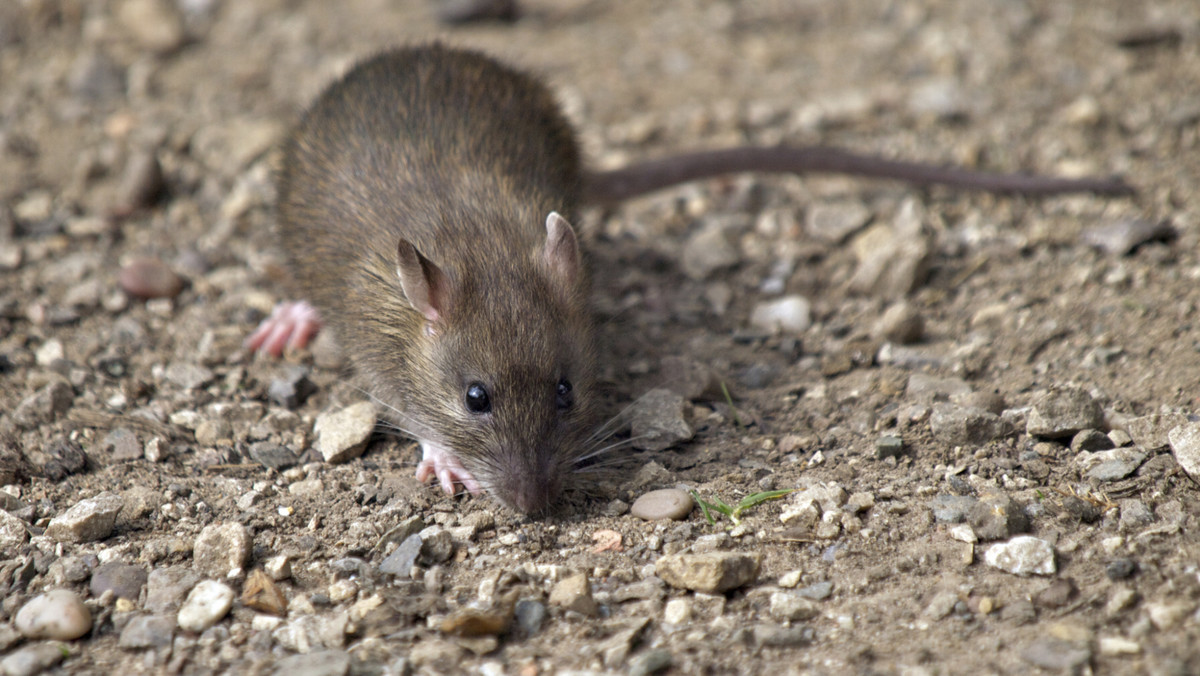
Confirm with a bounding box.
[1,0,1199,674]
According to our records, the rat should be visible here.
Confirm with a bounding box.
[245,44,1132,513]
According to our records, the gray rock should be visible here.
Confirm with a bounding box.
[796,581,834,600]
[610,579,666,603]
[751,623,813,648]
[680,223,740,280]
[968,495,1030,540]
[1118,499,1155,531]
[45,492,124,543]
[193,522,252,578]
[114,150,164,214]
[248,442,299,471]
[805,200,872,243]
[193,419,231,447]
[89,562,148,601]
[419,528,455,564]
[848,200,931,298]
[549,572,598,616]
[1083,218,1174,256]
[67,50,124,101]
[628,649,673,676]
[1167,421,1200,478]
[873,301,924,344]
[13,380,74,428]
[145,567,200,613]
[630,489,694,521]
[270,650,351,676]
[513,599,546,637]
[1070,428,1114,452]
[314,401,376,464]
[118,614,175,648]
[984,536,1056,576]
[14,590,92,640]
[0,641,68,676]
[101,427,143,461]
[1084,448,1148,481]
[658,356,724,401]
[378,534,423,576]
[905,373,973,400]
[627,389,694,452]
[1026,387,1102,438]
[928,495,979,524]
[1020,639,1091,671]
[930,403,1010,445]
[268,366,316,409]
[749,295,812,334]
[177,580,234,632]
[768,592,820,621]
[117,0,186,54]
[1125,413,1186,451]
[655,552,760,593]
[0,509,29,550]
[875,435,904,459]
[164,363,215,390]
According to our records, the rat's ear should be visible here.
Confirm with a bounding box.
[397,239,449,324]
[543,211,580,291]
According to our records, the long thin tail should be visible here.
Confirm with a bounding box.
[582,146,1134,204]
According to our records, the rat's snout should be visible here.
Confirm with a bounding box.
[498,463,563,515]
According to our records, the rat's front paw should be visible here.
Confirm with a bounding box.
[415,442,482,496]
[245,301,323,356]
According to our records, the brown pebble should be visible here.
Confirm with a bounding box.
[630,488,693,521]
[113,151,164,215]
[119,257,183,299]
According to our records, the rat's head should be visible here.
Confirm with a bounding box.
[394,212,597,514]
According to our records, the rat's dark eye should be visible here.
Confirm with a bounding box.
[465,382,491,413]
[556,379,573,410]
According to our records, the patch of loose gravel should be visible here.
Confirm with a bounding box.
[1,0,1199,674]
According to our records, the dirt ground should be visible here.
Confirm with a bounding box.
[1,0,1199,674]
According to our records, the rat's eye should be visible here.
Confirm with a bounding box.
[556,379,573,410]
[465,382,491,413]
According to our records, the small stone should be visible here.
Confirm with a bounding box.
[1083,219,1175,256]
[13,380,74,428]
[249,442,299,471]
[655,552,760,593]
[45,492,124,543]
[513,600,546,636]
[628,649,673,676]
[1084,448,1148,481]
[0,509,30,550]
[14,590,93,640]
[242,569,288,616]
[101,427,143,461]
[549,572,598,616]
[630,489,693,521]
[145,567,200,613]
[419,528,455,564]
[1145,601,1193,630]
[1035,578,1076,609]
[1070,428,1114,452]
[627,389,694,452]
[805,201,872,243]
[875,435,904,459]
[67,50,124,102]
[749,295,812,334]
[1098,637,1142,656]
[680,223,740,280]
[118,614,174,648]
[0,641,68,676]
[1105,558,1137,580]
[751,623,813,648]
[193,419,231,447]
[1124,413,1186,451]
[984,536,1056,576]
[658,356,724,400]
[119,258,184,299]
[117,0,186,54]
[1026,387,1102,439]
[848,201,931,298]
[769,592,820,621]
[930,403,1009,445]
[968,495,1030,541]
[440,606,512,637]
[193,522,252,578]
[177,580,234,632]
[314,401,376,464]
[1021,639,1091,671]
[1167,421,1200,478]
[164,363,214,390]
[89,562,148,601]
[873,302,924,344]
[268,366,317,409]
[114,150,164,213]
[796,581,834,600]
[663,598,691,624]
[270,650,351,676]
[378,534,422,576]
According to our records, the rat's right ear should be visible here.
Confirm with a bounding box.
[397,239,449,325]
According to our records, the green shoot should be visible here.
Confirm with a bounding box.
[689,489,795,526]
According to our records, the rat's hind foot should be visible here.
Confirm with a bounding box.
[245,301,323,356]
[415,441,482,496]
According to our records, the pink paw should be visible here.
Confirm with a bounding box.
[245,301,323,356]
[415,442,482,496]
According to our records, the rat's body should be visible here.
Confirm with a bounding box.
[247,44,1131,513]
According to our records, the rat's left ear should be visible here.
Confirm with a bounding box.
[543,211,580,291]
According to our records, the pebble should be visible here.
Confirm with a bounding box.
[440,606,512,637]
[313,401,376,464]
[968,495,1030,540]
[270,650,351,676]
[749,295,812,334]
[145,567,200,613]
[769,592,820,621]
[628,649,673,676]
[119,258,184,299]
[89,562,148,600]
[658,356,723,400]
[1021,639,1091,671]
[663,598,691,624]
[45,492,124,543]
[1070,428,1114,452]
[680,222,740,280]
[378,534,423,576]
[0,641,68,676]
[1025,386,1102,439]
[848,201,931,298]
[630,489,693,521]
[14,590,92,640]
[796,581,834,600]
[1105,558,1137,580]
[163,362,215,390]
[113,150,164,213]
[929,403,1009,445]
[513,599,546,636]
[1083,218,1175,256]
[242,569,288,616]
[67,50,124,102]
[268,366,317,409]
[875,434,904,459]
[13,380,74,428]
[549,572,598,616]
[193,522,252,578]
[177,580,235,632]
[420,528,455,564]
[751,623,813,648]
[0,509,29,550]
[1097,636,1141,656]
[1084,448,1147,481]
[1124,413,1185,451]
[1034,579,1076,609]
[655,552,760,593]
[249,442,299,471]
[873,301,924,344]
[101,427,142,461]
[118,614,175,648]
[984,536,1056,576]
[1144,601,1193,630]
[117,0,186,54]
[627,389,694,452]
[805,200,872,243]
[1167,421,1200,478]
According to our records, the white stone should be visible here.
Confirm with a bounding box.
[14,590,93,640]
[177,580,234,632]
[983,536,1055,576]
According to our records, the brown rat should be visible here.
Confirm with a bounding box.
[246,44,1132,513]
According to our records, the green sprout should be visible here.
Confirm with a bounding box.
[689,489,795,526]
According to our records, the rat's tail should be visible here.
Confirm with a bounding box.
[582,146,1134,205]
